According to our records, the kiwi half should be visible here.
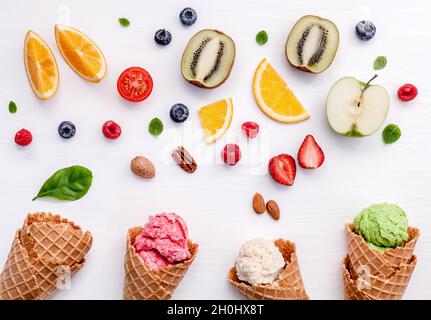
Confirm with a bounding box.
[181,29,235,89]
[286,15,339,74]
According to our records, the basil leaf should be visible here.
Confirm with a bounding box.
[383,124,401,144]
[256,30,268,45]
[33,165,93,201]
[373,56,387,70]
[8,101,17,113]
[119,18,130,27]
[149,117,163,136]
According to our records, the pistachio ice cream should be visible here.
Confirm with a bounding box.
[354,203,409,252]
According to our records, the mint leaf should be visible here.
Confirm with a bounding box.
[256,30,268,45]
[8,101,17,113]
[149,117,163,136]
[119,18,130,27]
[374,56,387,70]
[383,124,401,144]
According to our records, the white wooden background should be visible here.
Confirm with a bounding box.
[0,0,430,299]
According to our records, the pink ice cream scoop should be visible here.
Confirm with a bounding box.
[134,212,191,270]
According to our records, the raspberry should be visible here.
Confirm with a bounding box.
[398,84,418,102]
[102,120,122,139]
[14,129,32,146]
[221,144,241,166]
[241,121,260,138]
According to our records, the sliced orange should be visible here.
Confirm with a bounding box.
[253,58,310,123]
[54,25,106,82]
[24,31,59,99]
[198,98,233,143]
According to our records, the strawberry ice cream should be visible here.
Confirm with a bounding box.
[133,213,191,270]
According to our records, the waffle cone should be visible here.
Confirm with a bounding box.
[0,212,93,300]
[228,239,308,300]
[123,227,198,300]
[343,255,416,300]
[342,256,370,300]
[346,224,419,278]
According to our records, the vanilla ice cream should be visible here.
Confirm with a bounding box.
[235,238,286,285]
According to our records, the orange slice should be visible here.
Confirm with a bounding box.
[54,25,106,82]
[198,98,233,143]
[253,58,310,123]
[24,31,59,99]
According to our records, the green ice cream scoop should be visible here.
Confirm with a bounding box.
[354,203,409,251]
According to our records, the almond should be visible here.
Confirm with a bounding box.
[252,193,265,214]
[266,200,280,220]
[130,156,155,179]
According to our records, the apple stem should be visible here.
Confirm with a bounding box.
[357,74,378,107]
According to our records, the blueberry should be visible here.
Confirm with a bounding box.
[154,29,172,45]
[170,104,189,123]
[355,20,376,41]
[179,7,197,26]
[58,121,76,139]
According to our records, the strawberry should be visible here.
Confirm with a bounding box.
[297,135,325,169]
[268,154,296,186]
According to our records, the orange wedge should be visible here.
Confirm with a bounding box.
[198,98,233,143]
[253,58,310,123]
[24,31,59,99]
[54,25,106,82]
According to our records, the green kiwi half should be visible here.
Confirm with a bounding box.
[181,29,236,89]
[286,15,339,74]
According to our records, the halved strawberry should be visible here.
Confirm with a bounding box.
[297,135,325,169]
[268,154,296,186]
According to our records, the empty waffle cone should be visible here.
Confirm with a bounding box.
[123,227,198,300]
[342,256,370,300]
[343,255,416,300]
[0,212,93,300]
[346,224,419,278]
[228,239,308,300]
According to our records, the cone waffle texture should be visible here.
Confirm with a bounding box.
[228,239,308,300]
[343,224,419,300]
[123,227,199,300]
[343,255,417,300]
[346,224,419,278]
[0,212,93,300]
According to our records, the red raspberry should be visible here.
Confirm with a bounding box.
[15,129,32,146]
[102,120,122,139]
[241,121,260,138]
[398,84,418,102]
[222,144,241,166]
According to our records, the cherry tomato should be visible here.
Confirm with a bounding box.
[117,67,153,102]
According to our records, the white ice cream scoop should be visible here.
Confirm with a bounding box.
[235,238,286,285]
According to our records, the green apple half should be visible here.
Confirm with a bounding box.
[326,77,390,137]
